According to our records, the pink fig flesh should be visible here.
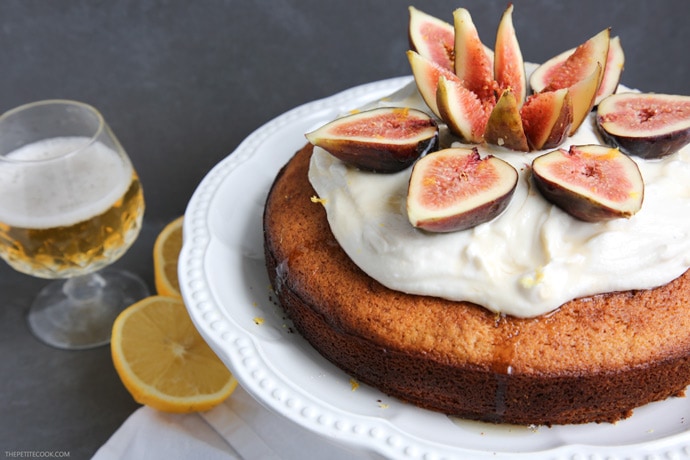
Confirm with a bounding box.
[542,28,609,93]
[530,35,624,106]
[436,75,493,144]
[305,107,438,173]
[453,8,497,104]
[532,144,644,222]
[407,147,518,232]
[565,62,603,135]
[520,88,573,150]
[540,29,609,135]
[596,92,690,159]
[408,50,459,118]
[408,6,455,71]
[595,36,624,105]
[494,3,526,107]
[530,48,570,94]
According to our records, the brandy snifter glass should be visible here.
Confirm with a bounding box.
[0,100,149,349]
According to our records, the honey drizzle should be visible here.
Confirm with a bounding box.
[490,314,520,422]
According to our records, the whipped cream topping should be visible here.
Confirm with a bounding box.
[308,82,690,317]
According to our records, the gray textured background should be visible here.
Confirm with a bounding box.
[1,0,688,223]
[1,1,689,457]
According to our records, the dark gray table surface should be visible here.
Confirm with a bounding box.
[1,1,689,458]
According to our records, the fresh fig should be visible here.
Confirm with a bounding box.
[595,36,624,105]
[596,92,690,159]
[530,36,624,106]
[494,3,526,107]
[407,147,518,232]
[305,107,438,173]
[538,28,609,92]
[539,28,610,134]
[407,50,459,118]
[564,62,603,135]
[408,6,455,71]
[484,89,529,151]
[436,75,492,144]
[520,88,573,150]
[532,144,644,222]
[453,8,497,104]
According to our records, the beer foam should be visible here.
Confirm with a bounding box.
[0,136,133,229]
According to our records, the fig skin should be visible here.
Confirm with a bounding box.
[407,147,518,233]
[305,107,439,173]
[596,92,690,159]
[531,144,644,222]
[484,89,529,151]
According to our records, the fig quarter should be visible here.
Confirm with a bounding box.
[530,35,624,107]
[408,6,455,72]
[494,3,526,107]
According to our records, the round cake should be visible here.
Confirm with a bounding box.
[263,143,690,426]
[263,5,690,426]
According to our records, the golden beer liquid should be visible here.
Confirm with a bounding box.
[0,174,144,279]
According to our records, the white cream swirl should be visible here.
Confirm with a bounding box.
[308,83,690,317]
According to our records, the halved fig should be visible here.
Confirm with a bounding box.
[408,6,455,71]
[407,147,518,232]
[520,88,573,150]
[408,50,459,117]
[532,144,644,222]
[484,89,529,151]
[436,75,492,143]
[305,107,438,173]
[539,29,610,134]
[531,36,624,106]
[494,3,526,107]
[596,92,690,159]
[453,8,497,104]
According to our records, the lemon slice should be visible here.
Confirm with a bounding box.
[111,296,237,413]
[153,216,184,298]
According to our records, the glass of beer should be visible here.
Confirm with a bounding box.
[0,100,148,349]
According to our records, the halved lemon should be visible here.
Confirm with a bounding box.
[111,296,237,413]
[153,215,184,298]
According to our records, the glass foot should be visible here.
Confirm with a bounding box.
[27,268,150,350]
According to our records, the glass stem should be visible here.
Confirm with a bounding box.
[62,273,106,304]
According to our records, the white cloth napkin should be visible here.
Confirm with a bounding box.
[93,385,378,460]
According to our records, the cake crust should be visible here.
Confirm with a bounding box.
[263,144,690,425]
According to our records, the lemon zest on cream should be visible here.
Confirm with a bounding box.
[519,267,545,288]
[310,195,327,205]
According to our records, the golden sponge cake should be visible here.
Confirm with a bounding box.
[263,143,690,425]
